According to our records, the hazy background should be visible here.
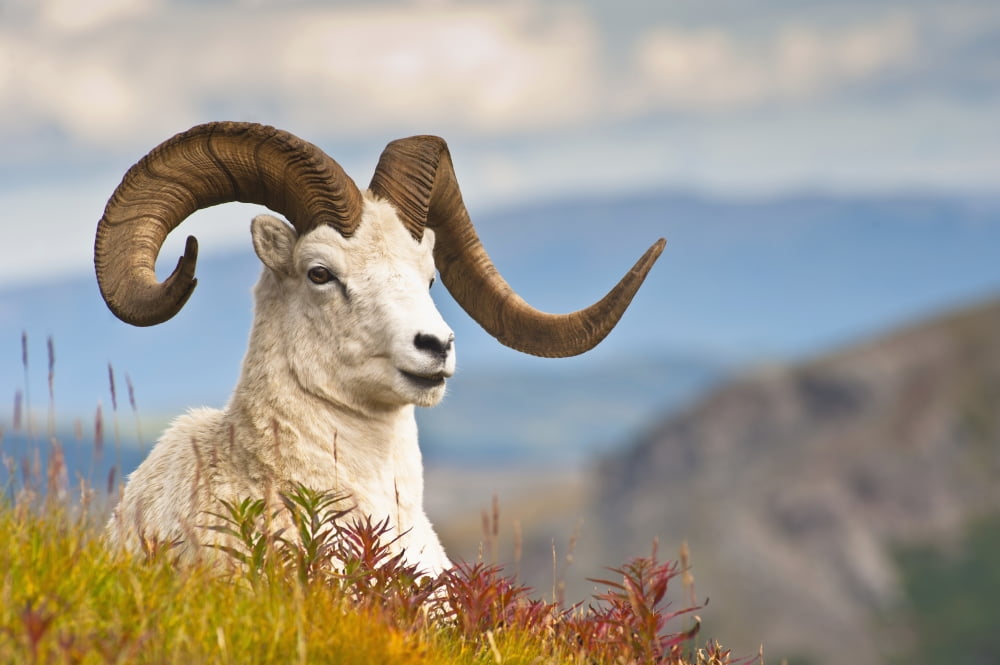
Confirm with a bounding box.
[2,2,1000,664]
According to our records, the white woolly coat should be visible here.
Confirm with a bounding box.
[106,197,453,576]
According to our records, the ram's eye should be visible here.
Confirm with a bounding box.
[307,267,335,285]
[429,276,436,290]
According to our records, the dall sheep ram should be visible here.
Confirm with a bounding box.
[97,122,664,575]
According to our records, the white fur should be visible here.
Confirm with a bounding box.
[105,193,455,575]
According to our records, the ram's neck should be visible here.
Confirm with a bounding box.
[224,306,426,522]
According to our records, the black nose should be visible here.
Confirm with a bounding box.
[414,332,453,358]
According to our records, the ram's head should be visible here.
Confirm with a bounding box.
[95,122,664,407]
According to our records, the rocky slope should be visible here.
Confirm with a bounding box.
[586,297,1000,665]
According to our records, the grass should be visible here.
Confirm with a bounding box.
[0,479,749,665]
[1,333,753,664]
[1,497,437,664]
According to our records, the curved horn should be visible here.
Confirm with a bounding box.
[369,136,665,358]
[95,122,363,326]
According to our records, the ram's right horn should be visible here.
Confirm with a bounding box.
[95,122,363,327]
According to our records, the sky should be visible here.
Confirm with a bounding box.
[1,0,999,288]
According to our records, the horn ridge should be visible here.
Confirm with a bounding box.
[369,135,446,240]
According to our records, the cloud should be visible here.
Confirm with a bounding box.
[2,0,997,157]
[278,5,601,133]
[0,2,602,153]
[36,0,162,33]
[630,13,918,112]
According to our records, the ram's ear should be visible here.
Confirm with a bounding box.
[251,214,297,276]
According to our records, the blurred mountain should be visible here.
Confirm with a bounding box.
[578,297,1000,665]
[419,352,728,465]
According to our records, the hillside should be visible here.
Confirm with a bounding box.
[582,297,1000,664]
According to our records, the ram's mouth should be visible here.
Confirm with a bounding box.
[399,370,447,389]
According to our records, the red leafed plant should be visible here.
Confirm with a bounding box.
[575,546,704,663]
[203,483,753,665]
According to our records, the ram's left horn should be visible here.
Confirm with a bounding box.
[369,136,665,358]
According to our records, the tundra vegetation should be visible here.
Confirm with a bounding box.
[0,395,742,665]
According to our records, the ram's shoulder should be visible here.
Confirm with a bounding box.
[133,408,230,468]
[158,407,226,441]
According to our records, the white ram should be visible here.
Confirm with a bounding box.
[97,122,664,575]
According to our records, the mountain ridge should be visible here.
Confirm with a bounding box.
[581,296,1000,665]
